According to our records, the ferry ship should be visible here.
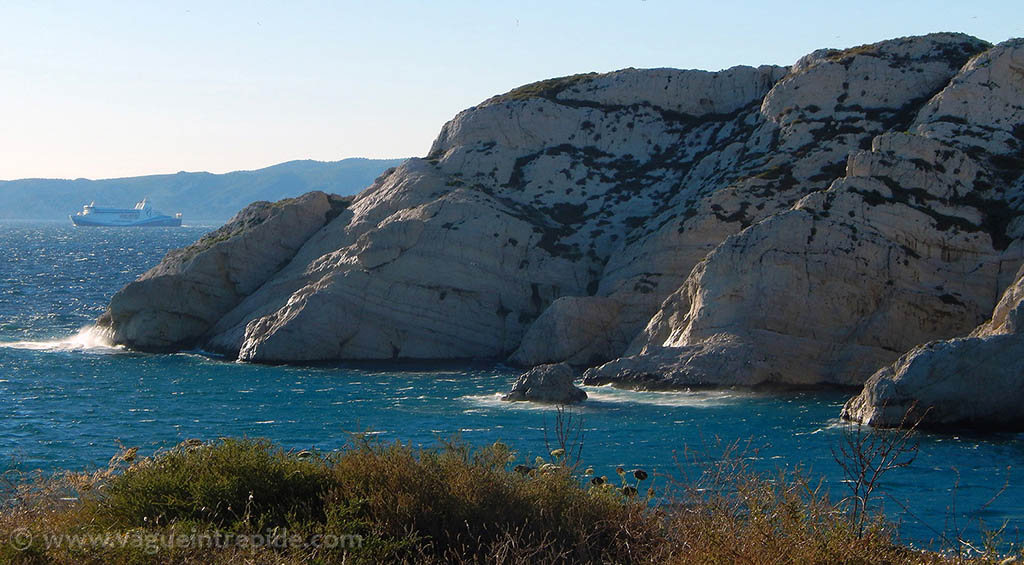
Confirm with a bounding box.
[70,199,183,227]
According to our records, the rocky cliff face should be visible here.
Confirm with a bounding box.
[101,34,1023,416]
[97,191,349,351]
[842,263,1024,430]
[585,37,1024,388]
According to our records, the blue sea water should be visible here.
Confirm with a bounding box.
[1,220,1021,550]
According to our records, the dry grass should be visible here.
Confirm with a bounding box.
[662,440,930,564]
[0,437,1018,564]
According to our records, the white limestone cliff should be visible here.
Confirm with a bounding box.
[98,34,1024,428]
[97,191,346,351]
[584,38,1024,391]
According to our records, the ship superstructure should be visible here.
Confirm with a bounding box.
[70,199,182,227]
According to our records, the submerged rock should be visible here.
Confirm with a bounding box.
[501,363,587,404]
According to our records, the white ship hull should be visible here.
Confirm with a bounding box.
[70,199,182,227]
[70,214,182,227]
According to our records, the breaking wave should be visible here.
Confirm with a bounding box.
[0,326,123,353]
[460,385,745,410]
[580,385,747,408]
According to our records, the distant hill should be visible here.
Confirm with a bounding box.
[0,158,407,222]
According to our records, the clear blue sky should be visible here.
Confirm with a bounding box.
[1,1,1019,180]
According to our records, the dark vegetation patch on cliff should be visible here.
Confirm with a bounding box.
[168,201,276,265]
[819,35,988,71]
[488,73,601,104]
[853,167,1023,251]
[166,194,349,266]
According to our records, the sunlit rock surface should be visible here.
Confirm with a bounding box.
[585,37,1024,390]
[100,35,1024,413]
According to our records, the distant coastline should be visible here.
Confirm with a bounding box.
[0,157,406,223]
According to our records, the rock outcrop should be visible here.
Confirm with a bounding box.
[501,362,587,404]
[97,191,349,351]
[842,264,1024,430]
[585,37,1024,389]
[98,34,1024,417]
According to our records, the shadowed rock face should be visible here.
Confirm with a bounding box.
[509,296,627,367]
[100,34,1024,421]
[842,264,1024,431]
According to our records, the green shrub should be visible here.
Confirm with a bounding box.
[489,73,600,103]
[0,437,1018,564]
[95,438,334,531]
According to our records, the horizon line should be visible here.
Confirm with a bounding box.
[0,155,413,184]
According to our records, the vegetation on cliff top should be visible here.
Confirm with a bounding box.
[488,72,600,104]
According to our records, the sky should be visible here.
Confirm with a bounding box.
[1,1,1020,181]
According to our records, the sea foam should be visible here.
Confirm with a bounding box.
[0,325,122,353]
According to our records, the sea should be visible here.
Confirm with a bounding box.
[1,220,1021,550]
